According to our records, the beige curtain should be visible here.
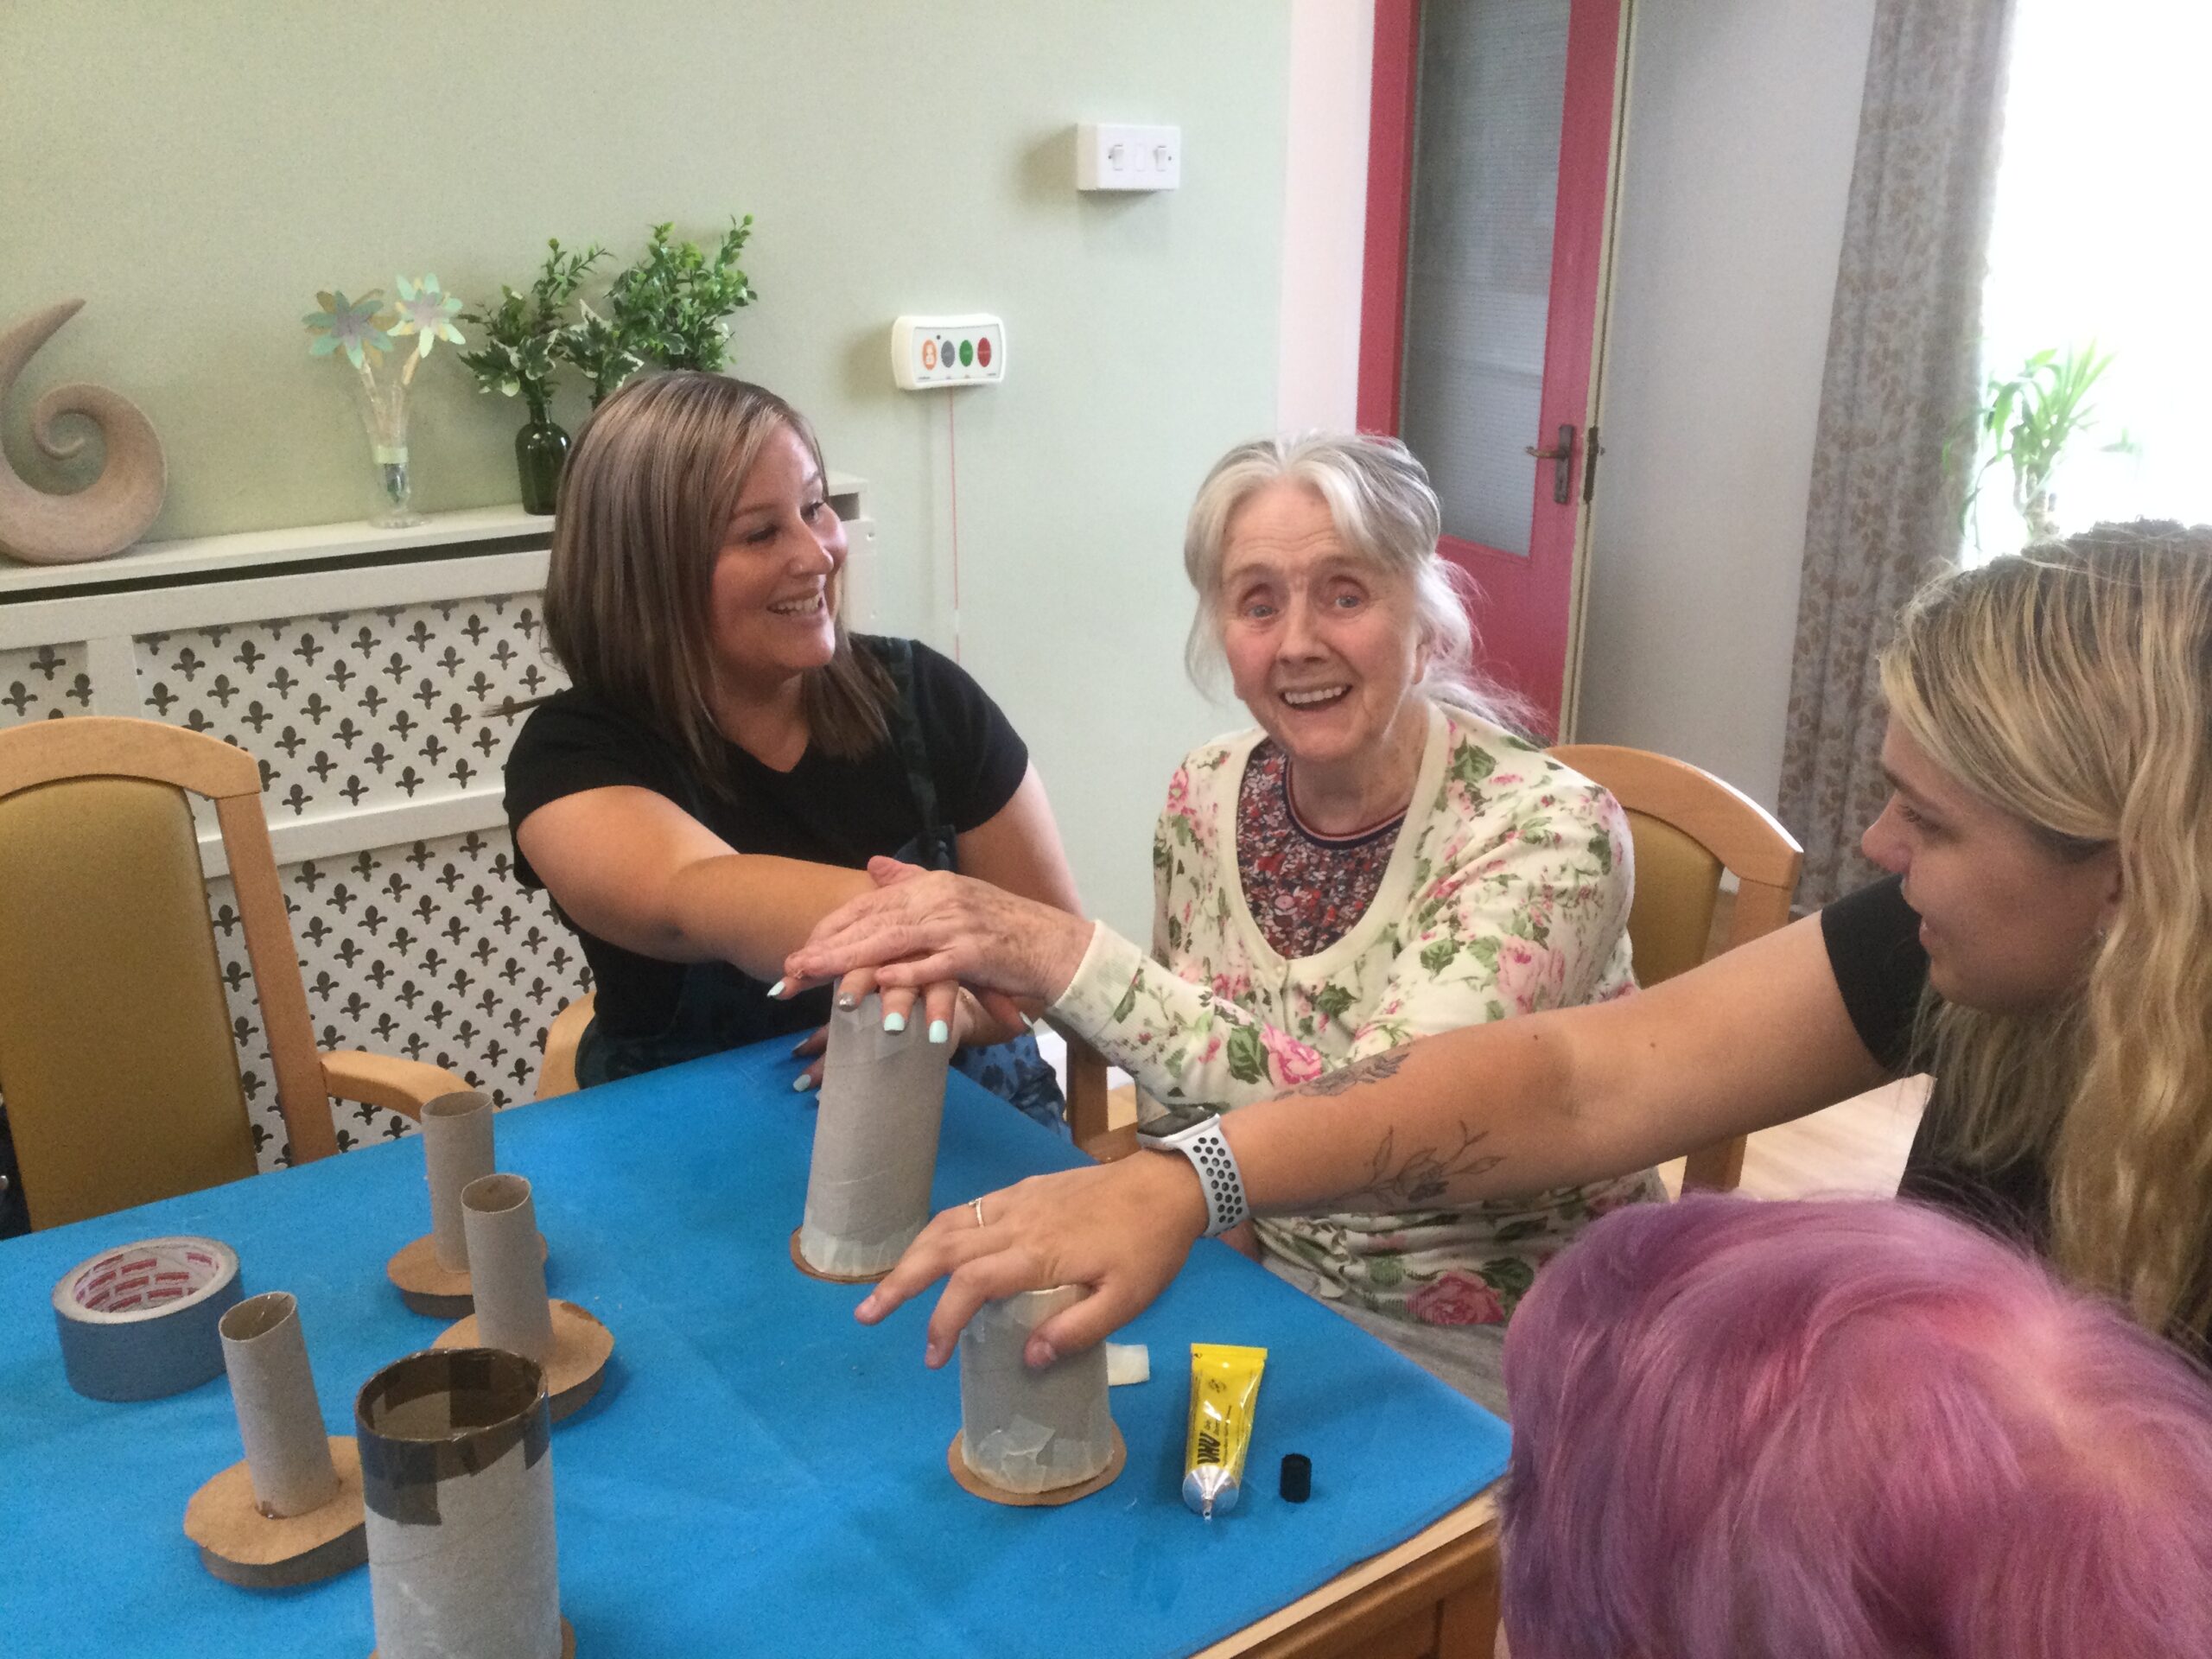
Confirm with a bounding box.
[1777,0,2016,907]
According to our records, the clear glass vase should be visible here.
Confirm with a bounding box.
[353,369,423,529]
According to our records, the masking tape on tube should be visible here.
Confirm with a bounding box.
[52,1236,243,1402]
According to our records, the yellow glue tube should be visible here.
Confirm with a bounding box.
[1183,1343,1267,1517]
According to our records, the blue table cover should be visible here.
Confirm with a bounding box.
[0,1038,1509,1656]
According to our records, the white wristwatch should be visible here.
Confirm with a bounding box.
[1136,1104,1249,1237]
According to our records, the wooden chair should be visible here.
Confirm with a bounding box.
[0,717,465,1230]
[1549,743,1803,1192]
[536,989,1122,1163]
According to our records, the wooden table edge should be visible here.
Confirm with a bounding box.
[1190,1486,1500,1658]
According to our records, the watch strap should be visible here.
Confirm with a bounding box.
[1149,1116,1248,1238]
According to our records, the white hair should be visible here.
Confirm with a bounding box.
[1181,431,1523,728]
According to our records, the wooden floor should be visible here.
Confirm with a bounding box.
[1656,1075,1925,1200]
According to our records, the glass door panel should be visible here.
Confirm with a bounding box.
[1397,0,1573,558]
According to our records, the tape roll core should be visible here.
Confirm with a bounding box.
[52,1236,243,1402]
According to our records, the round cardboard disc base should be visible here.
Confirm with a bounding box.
[435,1300,613,1423]
[387,1231,548,1319]
[946,1424,1128,1508]
[376,1615,573,1659]
[789,1226,891,1285]
[184,1436,367,1588]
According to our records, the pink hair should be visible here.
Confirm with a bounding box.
[1500,1195,2212,1658]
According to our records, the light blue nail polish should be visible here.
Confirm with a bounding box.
[792,1073,817,1092]
[928,1019,950,1046]
[883,1011,907,1033]
[766,978,786,999]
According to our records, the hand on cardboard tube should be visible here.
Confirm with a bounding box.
[783,858,1095,1010]
[855,1150,1211,1369]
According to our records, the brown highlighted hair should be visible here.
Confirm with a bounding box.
[542,371,893,774]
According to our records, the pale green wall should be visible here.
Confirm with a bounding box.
[0,1,1291,938]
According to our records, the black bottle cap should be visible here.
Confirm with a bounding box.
[1279,1452,1312,1503]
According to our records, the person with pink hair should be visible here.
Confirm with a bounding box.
[1498,1195,2212,1659]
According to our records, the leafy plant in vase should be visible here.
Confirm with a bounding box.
[459,240,605,514]
[304,276,466,528]
[1951,341,2133,548]
[558,217,759,405]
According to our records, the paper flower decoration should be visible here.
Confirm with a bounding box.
[388,274,466,360]
[304,290,394,370]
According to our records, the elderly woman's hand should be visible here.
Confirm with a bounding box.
[855,1149,1211,1367]
[782,857,1096,1006]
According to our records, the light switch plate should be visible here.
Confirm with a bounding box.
[1077,123,1181,192]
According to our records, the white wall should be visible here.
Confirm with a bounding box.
[1574,0,1878,807]
[1278,0,1376,432]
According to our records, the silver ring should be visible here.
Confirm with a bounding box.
[969,1198,987,1228]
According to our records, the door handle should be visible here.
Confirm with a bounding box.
[1523,423,1576,505]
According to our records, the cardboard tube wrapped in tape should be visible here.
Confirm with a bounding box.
[957,1286,1118,1496]
[797,994,951,1279]
[52,1236,243,1402]
[422,1090,496,1274]
[358,1347,567,1659]
[219,1292,339,1517]
[461,1174,555,1366]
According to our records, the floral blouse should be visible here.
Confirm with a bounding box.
[1049,702,1660,1330]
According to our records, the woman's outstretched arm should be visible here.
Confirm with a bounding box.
[856,911,1891,1367]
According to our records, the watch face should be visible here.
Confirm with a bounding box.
[1140,1103,1217,1141]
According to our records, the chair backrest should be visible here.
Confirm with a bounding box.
[0,718,335,1228]
[1549,743,1803,1191]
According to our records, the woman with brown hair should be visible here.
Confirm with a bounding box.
[503,371,1081,1119]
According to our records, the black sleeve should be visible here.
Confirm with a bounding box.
[902,640,1031,834]
[1820,874,1930,1074]
[502,692,685,891]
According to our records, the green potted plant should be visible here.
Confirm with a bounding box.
[558,217,758,404]
[1952,341,2129,545]
[459,240,604,513]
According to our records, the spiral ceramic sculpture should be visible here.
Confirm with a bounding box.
[0,299,166,564]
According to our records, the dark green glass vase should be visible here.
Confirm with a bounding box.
[515,410,569,516]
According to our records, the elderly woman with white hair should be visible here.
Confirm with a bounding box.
[782,432,1658,1407]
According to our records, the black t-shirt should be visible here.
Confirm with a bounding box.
[504,637,1027,1040]
[1821,873,2056,1250]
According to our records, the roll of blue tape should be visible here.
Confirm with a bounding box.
[52,1236,243,1402]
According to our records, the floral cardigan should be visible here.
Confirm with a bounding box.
[1049,702,1659,1329]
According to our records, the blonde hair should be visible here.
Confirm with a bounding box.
[543,371,893,773]
[1181,433,1529,732]
[1881,521,2212,1338]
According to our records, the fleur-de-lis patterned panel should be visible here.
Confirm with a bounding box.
[207,831,593,1166]
[0,641,94,723]
[136,594,563,818]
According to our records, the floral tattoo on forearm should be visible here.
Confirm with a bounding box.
[1283,1050,1503,1206]
[1359,1123,1503,1209]
[1288,1048,1411,1099]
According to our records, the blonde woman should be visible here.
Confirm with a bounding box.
[853,523,2212,1376]
[502,372,1081,1121]
[786,434,1658,1409]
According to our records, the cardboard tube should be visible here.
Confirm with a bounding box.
[461,1174,555,1366]
[358,1347,563,1659]
[422,1091,496,1274]
[217,1292,339,1519]
[957,1286,1116,1495]
[798,995,951,1278]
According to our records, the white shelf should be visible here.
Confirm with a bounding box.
[0,470,865,600]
